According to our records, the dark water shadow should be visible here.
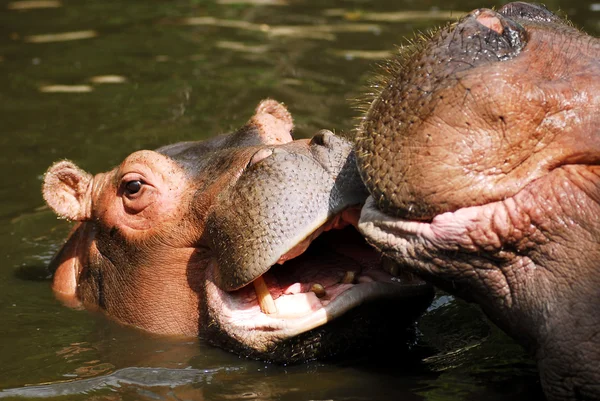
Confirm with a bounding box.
[13,264,53,282]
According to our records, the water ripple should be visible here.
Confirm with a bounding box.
[0,367,228,398]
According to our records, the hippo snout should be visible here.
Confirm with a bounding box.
[355,2,600,400]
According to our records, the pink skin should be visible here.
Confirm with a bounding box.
[44,100,296,335]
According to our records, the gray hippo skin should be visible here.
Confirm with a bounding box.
[43,99,432,362]
[355,3,599,400]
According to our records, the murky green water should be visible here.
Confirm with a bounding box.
[0,0,597,399]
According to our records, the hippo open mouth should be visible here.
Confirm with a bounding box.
[213,208,429,333]
[195,129,433,359]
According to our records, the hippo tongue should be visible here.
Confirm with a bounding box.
[245,224,422,318]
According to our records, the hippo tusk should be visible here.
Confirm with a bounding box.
[253,276,278,314]
[310,283,327,298]
[341,271,356,284]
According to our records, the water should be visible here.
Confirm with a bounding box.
[0,0,597,399]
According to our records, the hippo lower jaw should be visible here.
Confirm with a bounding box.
[204,207,432,361]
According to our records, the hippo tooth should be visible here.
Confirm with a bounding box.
[253,276,278,314]
[341,271,356,284]
[310,283,326,298]
[381,257,400,277]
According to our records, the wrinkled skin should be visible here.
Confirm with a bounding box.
[355,3,599,400]
[43,99,432,362]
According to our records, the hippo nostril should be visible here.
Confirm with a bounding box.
[310,130,335,148]
[476,10,505,34]
[499,2,559,23]
[462,8,528,60]
[248,148,273,167]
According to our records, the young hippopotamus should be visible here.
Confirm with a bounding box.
[355,2,599,400]
[43,99,433,362]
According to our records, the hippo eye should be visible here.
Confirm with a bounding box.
[125,180,143,195]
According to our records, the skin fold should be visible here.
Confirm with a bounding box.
[355,2,599,400]
[43,99,433,363]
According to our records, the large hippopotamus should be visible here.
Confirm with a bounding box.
[355,2,599,400]
[42,99,433,362]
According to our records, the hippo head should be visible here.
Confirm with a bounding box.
[355,2,599,400]
[43,99,432,362]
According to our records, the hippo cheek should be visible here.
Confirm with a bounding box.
[200,136,433,361]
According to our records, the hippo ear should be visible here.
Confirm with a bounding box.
[43,160,93,221]
[246,99,294,145]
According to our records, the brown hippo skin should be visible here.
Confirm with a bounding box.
[43,99,433,362]
[355,3,599,400]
